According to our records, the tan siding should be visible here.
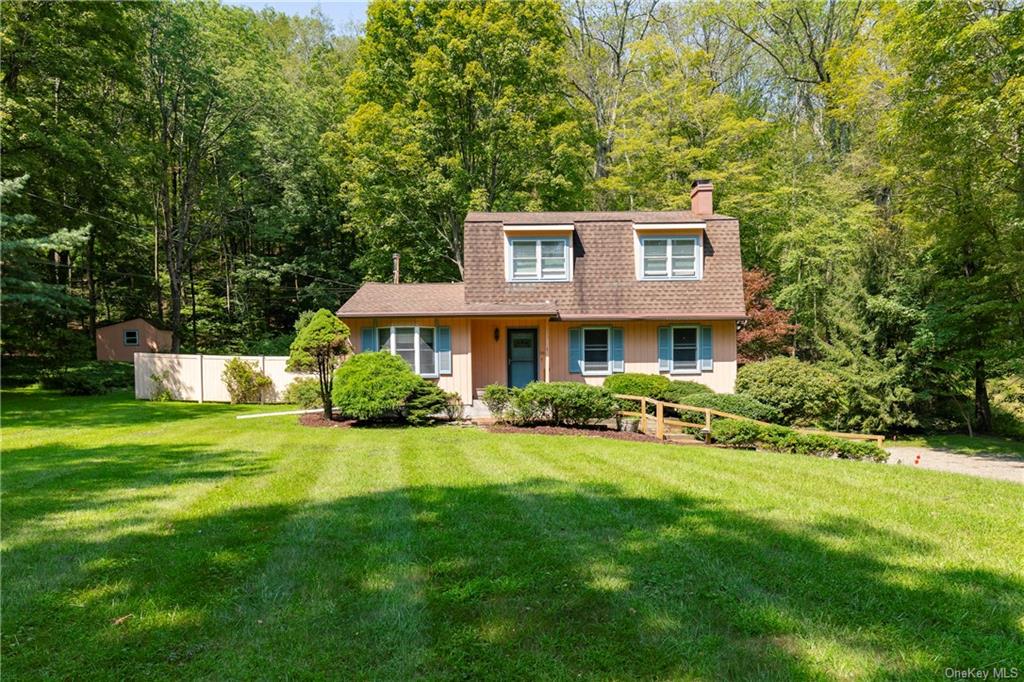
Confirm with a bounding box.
[345,316,474,404]
[96,319,172,362]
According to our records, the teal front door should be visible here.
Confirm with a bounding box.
[507,329,537,388]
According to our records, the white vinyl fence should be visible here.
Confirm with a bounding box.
[134,353,312,403]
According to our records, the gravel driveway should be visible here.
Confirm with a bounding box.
[886,446,1024,484]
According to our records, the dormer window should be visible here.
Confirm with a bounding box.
[507,237,571,282]
[638,236,701,280]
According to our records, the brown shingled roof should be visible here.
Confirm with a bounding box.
[336,282,557,318]
[465,210,735,223]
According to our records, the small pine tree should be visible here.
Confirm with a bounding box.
[287,309,350,418]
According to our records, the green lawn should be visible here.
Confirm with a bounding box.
[2,389,1022,680]
[894,433,1024,458]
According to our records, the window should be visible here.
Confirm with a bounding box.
[672,327,698,373]
[640,236,700,280]
[582,327,610,374]
[123,329,139,346]
[508,238,570,281]
[376,325,438,377]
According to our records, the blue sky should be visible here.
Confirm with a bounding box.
[225,1,369,34]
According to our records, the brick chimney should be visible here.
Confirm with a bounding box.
[690,179,713,216]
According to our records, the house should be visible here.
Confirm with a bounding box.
[95,318,173,362]
[337,180,745,405]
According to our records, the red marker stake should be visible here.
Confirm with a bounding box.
[914,454,921,465]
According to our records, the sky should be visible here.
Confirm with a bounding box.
[225,1,369,34]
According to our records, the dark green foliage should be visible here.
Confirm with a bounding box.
[221,358,272,404]
[510,382,619,427]
[39,362,134,396]
[673,393,782,424]
[405,382,456,426]
[602,373,671,399]
[282,377,323,409]
[712,419,888,462]
[660,380,714,404]
[736,358,841,426]
[332,352,424,421]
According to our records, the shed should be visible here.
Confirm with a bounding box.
[96,318,173,362]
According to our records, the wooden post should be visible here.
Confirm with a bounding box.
[655,401,664,440]
[640,397,647,433]
[704,408,712,444]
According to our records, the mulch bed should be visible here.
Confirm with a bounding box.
[298,413,357,429]
[486,423,685,444]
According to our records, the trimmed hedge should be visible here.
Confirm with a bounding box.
[670,392,781,423]
[40,362,134,396]
[602,373,670,399]
[735,357,842,426]
[332,352,425,421]
[484,382,618,426]
[712,418,888,462]
[659,380,714,403]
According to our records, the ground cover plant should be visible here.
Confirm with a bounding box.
[2,388,1022,679]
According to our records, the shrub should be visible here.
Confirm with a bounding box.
[288,309,350,419]
[482,384,515,422]
[40,361,134,396]
[735,357,841,426]
[150,369,173,401]
[603,373,670,399]
[711,418,887,461]
[332,352,422,421]
[222,357,273,404]
[406,381,452,426]
[671,392,781,423]
[283,377,323,409]
[659,380,714,404]
[512,382,618,427]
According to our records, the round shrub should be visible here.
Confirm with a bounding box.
[659,380,713,404]
[222,357,273,404]
[512,381,618,426]
[735,357,841,426]
[673,392,781,423]
[482,384,515,422]
[332,352,423,421]
[602,373,670,399]
[283,377,323,409]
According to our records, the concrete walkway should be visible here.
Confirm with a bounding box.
[885,446,1024,484]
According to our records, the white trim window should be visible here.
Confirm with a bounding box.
[582,327,611,375]
[376,325,438,377]
[639,236,701,280]
[507,237,571,282]
[671,326,699,373]
[123,329,140,346]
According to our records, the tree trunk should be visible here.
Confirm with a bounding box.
[319,356,333,420]
[86,223,97,341]
[974,357,992,433]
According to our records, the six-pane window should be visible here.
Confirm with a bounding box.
[672,327,698,372]
[582,328,610,374]
[377,326,438,377]
[641,236,699,279]
[509,238,569,281]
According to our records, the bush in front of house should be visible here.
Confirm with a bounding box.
[332,351,423,420]
[283,377,323,409]
[712,418,887,461]
[406,382,463,425]
[602,373,671,399]
[671,392,782,424]
[659,380,714,404]
[482,384,516,422]
[735,357,842,426]
[40,361,134,396]
[222,357,273,404]
[510,382,619,427]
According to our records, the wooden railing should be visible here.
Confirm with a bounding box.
[613,394,885,446]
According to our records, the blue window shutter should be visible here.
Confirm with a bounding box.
[611,327,625,373]
[360,327,377,352]
[700,325,713,371]
[568,327,582,374]
[437,326,452,375]
[658,327,671,372]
